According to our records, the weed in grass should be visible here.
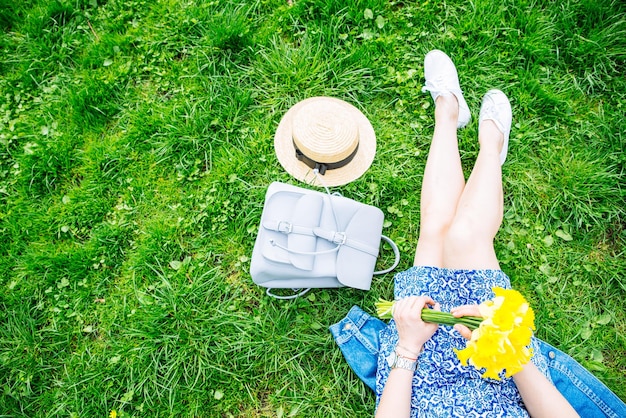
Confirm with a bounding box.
[552,0,626,94]
[202,2,254,52]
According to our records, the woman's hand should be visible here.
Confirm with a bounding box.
[393,296,440,354]
[450,304,482,340]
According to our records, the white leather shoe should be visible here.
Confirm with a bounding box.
[421,50,471,129]
[479,89,512,165]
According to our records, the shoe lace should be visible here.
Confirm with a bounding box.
[481,103,499,120]
[421,77,446,94]
[480,97,505,133]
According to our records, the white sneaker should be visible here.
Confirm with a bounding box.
[479,89,512,165]
[421,50,471,129]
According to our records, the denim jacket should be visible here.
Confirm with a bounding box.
[330,305,626,418]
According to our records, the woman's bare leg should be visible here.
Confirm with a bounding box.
[443,120,506,269]
[413,94,466,267]
[414,50,471,267]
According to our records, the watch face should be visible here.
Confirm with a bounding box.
[385,351,397,368]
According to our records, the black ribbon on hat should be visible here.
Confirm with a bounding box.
[293,141,359,175]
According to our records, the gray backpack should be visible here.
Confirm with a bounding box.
[250,182,399,299]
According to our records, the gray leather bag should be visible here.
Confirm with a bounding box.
[250,182,400,299]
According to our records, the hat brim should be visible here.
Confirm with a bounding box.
[274,97,376,187]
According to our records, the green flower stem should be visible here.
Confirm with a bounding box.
[420,310,483,330]
[376,300,483,330]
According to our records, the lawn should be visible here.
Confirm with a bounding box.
[0,0,625,416]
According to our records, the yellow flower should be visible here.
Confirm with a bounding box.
[109,410,117,418]
[455,287,535,380]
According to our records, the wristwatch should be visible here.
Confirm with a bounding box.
[386,350,418,372]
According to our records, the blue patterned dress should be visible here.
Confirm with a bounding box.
[375,266,552,417]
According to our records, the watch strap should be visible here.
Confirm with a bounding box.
[389,350,418,371]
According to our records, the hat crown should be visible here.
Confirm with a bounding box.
[292,101,359,163]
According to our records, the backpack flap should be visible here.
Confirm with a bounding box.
[260,189,324,270]
[287,192,324,270]
[335,204,384,290]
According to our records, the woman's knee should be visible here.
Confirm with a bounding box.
[419,204,456,238]
[444,215,496,254]
[442,219,500,269]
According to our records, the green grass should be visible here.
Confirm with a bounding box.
[1,0,625,416]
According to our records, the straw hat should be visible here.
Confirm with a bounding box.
[274,97,376,187]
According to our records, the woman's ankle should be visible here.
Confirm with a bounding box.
[434,94,460,124]
[478,119,504,153]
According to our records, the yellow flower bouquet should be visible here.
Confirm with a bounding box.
[375,287,535,380]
